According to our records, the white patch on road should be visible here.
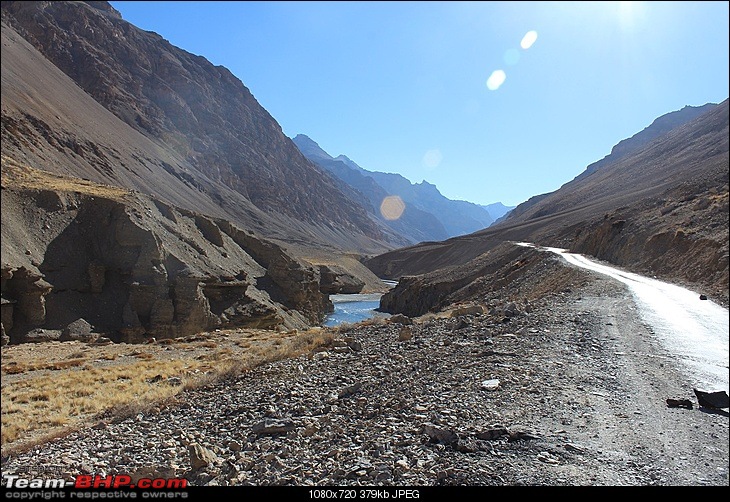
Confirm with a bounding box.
[515,242,730,392]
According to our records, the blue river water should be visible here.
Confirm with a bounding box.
[323,293,390,327]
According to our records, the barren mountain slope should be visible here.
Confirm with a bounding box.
[0,1,400,258]
[368,100,729,310]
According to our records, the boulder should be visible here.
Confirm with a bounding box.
[694,389,729,409]
[188,443,218,470]
[60,318,96,342]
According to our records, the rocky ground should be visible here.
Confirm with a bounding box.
[1,258,728,488]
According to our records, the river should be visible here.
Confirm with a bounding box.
[516,242,730,392]
[324,280,397,327]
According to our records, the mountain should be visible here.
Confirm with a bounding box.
[481,202,515,221]
[293,135,450,244]
[367,101,729,315]
[0,1,396,343]
[0,1,398,256]
[293,134,495,242]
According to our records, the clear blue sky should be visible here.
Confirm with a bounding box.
[111,1,729,207]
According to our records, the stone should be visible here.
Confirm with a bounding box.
[398,326,413,341]
[452,318,470,331]
[252,418,296,436]
[20,328,61,343]
[60,318,96,342]
[189,443,218,471]
[388,314,413,325]
[338,382,362,399]
[450,305,484,317]
[422,424,458,446]
[693,389,729,409]
[476,427,509,440]
[344,337,363,351]
[481,379,500,391]
[666,398,693,409]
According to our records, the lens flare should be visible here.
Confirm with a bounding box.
[503,48,520,65]
[521,30,538,49]
[422,149,443,170]
[486,70,506,91]
[380,195,406,221]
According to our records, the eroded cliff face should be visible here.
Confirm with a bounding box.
[569,185,729,301]
[0,163,333,344]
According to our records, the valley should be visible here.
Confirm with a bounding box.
[1,0,728,489]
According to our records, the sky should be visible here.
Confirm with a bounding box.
[110,1,729,208]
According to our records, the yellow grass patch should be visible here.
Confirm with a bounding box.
[1,327,334,454]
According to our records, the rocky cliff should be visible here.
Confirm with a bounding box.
[1,161,332,344]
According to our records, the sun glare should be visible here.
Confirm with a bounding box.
[520,30,538,50]
[486,70,507,91]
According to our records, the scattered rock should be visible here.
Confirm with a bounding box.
[699,294,708,300]
[537,451,560,464]
[481,379,500,391]
[452,318,470,331]
[476,427,509,440]
[251,418,296,436]
[188,443,218,470]
[693,389,730,409]
[666,398,693,409]
[338,382,363,399]
[398,326,413,341]
[388,314,412,325]
[343,337,363,351]
[450,305,484,317]
[422,424,459,446]
[508,430,540,442]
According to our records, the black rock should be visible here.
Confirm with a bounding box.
[693,389,729,409]
[666,398,693,409]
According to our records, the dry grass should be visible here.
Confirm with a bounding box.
[1,327,334,455]
[1,156,129,200]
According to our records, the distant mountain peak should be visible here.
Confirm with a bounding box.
[291,134,333,162]
[294,134,497,241]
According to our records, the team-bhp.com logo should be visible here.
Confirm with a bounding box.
[4,474,188,496]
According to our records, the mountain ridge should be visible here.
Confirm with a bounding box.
[293,134,502,243]
[368,100,729,314]
[0,1,397,256]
